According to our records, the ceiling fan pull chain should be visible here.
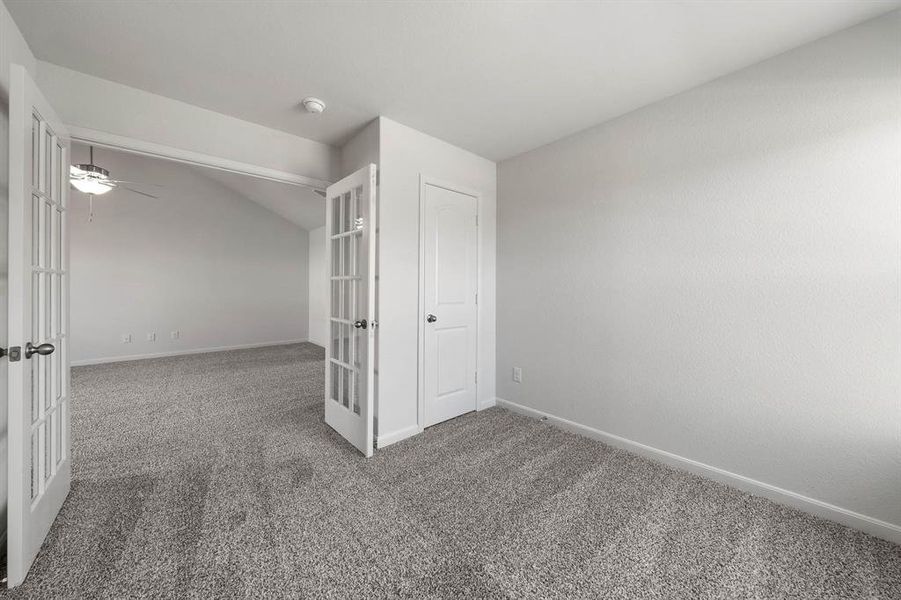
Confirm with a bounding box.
[88,194,94,222]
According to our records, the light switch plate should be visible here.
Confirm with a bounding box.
[170,330,180,340]
[513,367,522,383]
[121,334,132,344]
[147,332,156,342]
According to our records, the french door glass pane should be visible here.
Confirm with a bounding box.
[353,370,360,415]
[31,195,40,266]
[343,280,352,320]
[331,239,340,276]
[32,114,40,188]
[51,208,60,270]
[49,411,57,477]
[42,201,50,268]
[43,129,52,194]
[342,191,351,232]
[52,142,61,202]
[43,272,50,344]
[60,340,67,399]
[330,322,340,360]
[342,324,351,364]
[42,418,50,482]
[55,274,62,338]
[330,280,340,318]
[330,363,339,402]
[61,273,67,340]
[342,235,351,277]
[331,195,340,235]
[30,433,38,500]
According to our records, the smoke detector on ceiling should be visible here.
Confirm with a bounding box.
[301,97,326,114]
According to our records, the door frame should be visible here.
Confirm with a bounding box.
[417,174,481,431]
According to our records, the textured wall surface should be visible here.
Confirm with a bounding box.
[497,12,901,527]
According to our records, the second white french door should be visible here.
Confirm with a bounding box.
[324,164,376,457]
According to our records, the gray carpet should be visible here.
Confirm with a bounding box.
[2,342,898,599]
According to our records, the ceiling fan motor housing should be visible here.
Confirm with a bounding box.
[74,163,109,178]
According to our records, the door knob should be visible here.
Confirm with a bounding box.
[353,319,368,329]
[25,342,55,359]
[426,314,437,323]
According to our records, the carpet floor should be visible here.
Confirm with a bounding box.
[1,342,898,598]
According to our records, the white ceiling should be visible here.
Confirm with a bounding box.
[196,168,325,231]
[9,1,900,161]
[72,142,324,230]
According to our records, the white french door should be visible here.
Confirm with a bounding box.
[6,64,71,588]
[324,164,376,457]
[421,183,478,427]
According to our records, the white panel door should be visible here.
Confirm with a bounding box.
[422,184,478,428]
[6,64,71,587]
[324,164,376,457]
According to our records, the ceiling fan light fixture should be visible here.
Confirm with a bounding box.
[70,164,114,195]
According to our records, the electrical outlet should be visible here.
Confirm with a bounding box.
[170,330,180,340]
[513,367,522,383]
[146,332,157,342]
[121,334,133,344]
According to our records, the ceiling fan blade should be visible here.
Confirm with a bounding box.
[107,179,164,187]
[123,186,159,199]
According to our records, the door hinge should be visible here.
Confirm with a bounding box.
[475,293,478,304]
[475,215,479,227]
[475,371,478,384]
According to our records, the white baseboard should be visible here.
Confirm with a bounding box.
[376,424,421,449]
[478,396,497,411]
[496,397,901,545]
[71,339,309,367]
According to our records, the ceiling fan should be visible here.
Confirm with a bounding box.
[69,146,161,220]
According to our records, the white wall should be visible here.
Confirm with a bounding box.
[307,225,327,347]
[69,145,310,364]
[378,117,496,445]
[0,0,37,545]
[497,12,901,541]
[340,119,380,177]
[36,61,339,183]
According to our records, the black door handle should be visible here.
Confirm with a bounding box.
[426,314,437,323]
[25,342,55,359]
[353,319,368,330]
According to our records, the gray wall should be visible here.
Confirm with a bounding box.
[497,12,900,529]
[70,145,310,364]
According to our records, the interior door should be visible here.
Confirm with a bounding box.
[422,183,478,427]
[6,64,71,587]
[324,164,376,457]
